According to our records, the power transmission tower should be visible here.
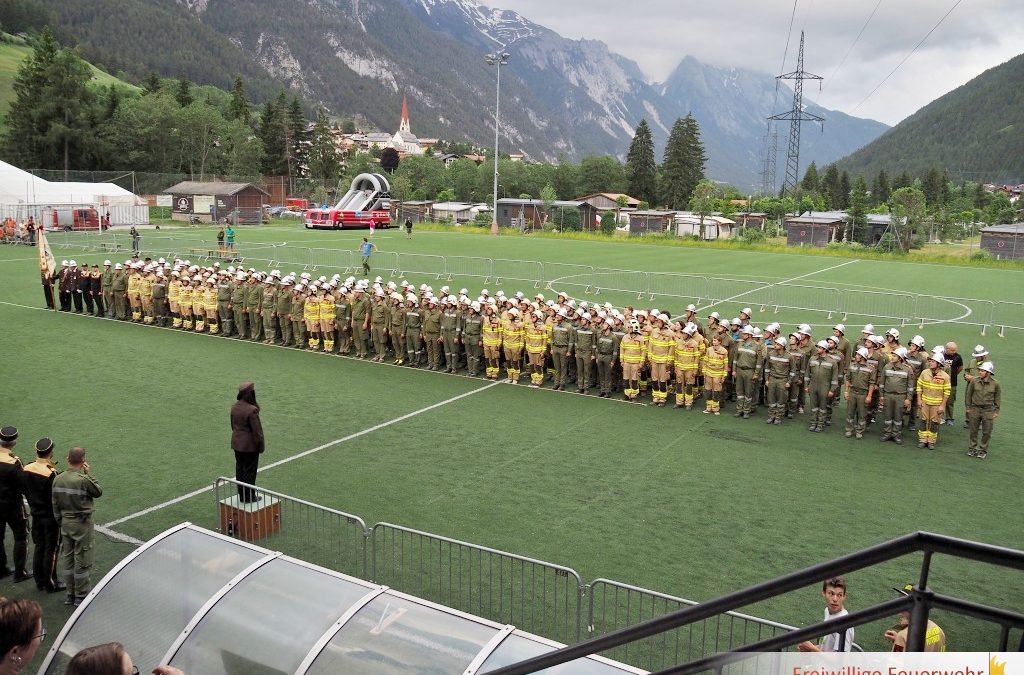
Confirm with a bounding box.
[770,31,823,197]
[760,122,778,196]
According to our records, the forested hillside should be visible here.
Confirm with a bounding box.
[837,52,1024,183]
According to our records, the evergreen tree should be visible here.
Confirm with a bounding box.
[228,76,251,124]
[921,167,944,207]
[258,95,286,175]
[306,107,339,181]
[175,74,193,107]
[847,176,870,244]
[142,72,161,95]
[285,95,308,184]
[2,26,59,166]
[838,171,852,210]
[821,163,841,209]
[661,114,706,209]
[872,170,891,206]
[103,85,121,121]
[625,119,658,206]
[800,161,820,193]
[893,170,913,191]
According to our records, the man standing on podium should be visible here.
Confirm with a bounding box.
[230,382,264,502]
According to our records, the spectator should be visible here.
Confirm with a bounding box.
[0,596,44,674]
[230,381,264,503]
[25,217,36,246]
[943,342,963,425]
[217,227,225,256]
[797,576,854,652]
[225,224,236,252]
[65,642,184,675]
[129,226,140,254]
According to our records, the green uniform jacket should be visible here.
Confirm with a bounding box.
[261,286,278,314]
[574,326,596,357]
[334,298,351,325]
[290,293,305,318]
[370,300,390,328]
[880,362,914,397]
[597,332,617,358]
[217,282,233,303]
[111,271,127,293]
[440,309,460,335]
[246,284,264,311]
[352,296,371,324]
[422,308,442,334]
[846,361,877,393]
[550,322,571,348]
[406,307,422,330]
[733,340,763,371]
[231,282,246,307]
[101,269,113,291]
[52,468,102,521]
[806,355,839,392]
[462,314,483,342]
[965,376,1000,411]
[276,288,292,317]
[766,352,796,380]
[390,305,407,332]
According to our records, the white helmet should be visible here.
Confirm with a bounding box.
[972,345,989,358]
[708,311,721,321]
[870,335,885,345]
[508,307,519,317]
[886,328,900,339]
[683,322,697,335]
[471,301,481,312]
[894,347,908,360]
[856,347,870,359]
[833,323,845,333]
[911,335,926,348]
[862,323,875,335]
[686,303,697,312]
[557,308,569,318]
[979,361,995,374]
[741,307,752,317]
[741,325,754,335]
[752,327,762,338]
[816,340,829,349]
[629,319,641,332]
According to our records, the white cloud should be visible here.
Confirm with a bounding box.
[493,0,1024,125]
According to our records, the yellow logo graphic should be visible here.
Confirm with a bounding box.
[990,655,1005,675]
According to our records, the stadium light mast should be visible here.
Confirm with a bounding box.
[486,50,510,235]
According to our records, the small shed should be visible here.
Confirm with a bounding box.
[627,210,676,235]
[675,213,736,240]
[430,202,478,223]
[734,212,768,230]
[785,213,844,247]
[496,198,582,229]
[164,181,269,224]
[392,200,434,223]
[980,223,1024,260]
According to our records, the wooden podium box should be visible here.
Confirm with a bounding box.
[219,494,281,540]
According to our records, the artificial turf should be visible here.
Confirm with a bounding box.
[1,226,1021,669]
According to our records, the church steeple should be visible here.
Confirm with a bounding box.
[399,94,411,134]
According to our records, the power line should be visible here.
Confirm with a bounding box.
[850,0,963,114]
[775,0,800,104]
[824,0,883,89]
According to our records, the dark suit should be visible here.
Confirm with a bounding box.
[230,400,264,502]
[78,270,92,314]
[58,269,73,311]
[21,459,61,590]
[90,273,104,316]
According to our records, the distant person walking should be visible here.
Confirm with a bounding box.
[230,381,264,503]
[52,446,102,606]
[359,237,376,276]
[129,226,140,254]
[225,224,236,252]
[368,220,376,239]
[405,217,413,239]
[217,226,226,256]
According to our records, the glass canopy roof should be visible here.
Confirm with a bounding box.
[41,523,645,675]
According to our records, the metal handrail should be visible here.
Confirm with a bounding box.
[488,531,1024,674]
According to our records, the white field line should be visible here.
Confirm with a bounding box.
[95,525,145,546]
[99,381,499,530]
[696,259,860,312]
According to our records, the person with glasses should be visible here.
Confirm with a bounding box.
[0,596,44,674]
[65,642,185,675]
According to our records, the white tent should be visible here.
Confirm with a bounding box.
[0,159,148,225]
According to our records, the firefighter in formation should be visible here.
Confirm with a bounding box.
[66,258,998,456]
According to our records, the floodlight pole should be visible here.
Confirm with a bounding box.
[486,51,510,235]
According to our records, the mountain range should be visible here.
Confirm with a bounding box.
[42,0,890,190]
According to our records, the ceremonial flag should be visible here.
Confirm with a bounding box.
[38,226,56,276]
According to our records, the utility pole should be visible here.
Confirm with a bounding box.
[770,32,823,197]
[485,50,510,235]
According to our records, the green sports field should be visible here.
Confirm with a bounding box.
[1,225,1021,666]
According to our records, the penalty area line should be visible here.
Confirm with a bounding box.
[99,381,499,533]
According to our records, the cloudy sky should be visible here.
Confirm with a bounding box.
[494,0,1024,126]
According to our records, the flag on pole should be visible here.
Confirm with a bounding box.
[38,227,56,277]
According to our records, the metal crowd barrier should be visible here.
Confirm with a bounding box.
[444,255,494,282]
[995,300,1024,337]
[915,295,995,335]
[586,579,847,671]
[213,477,370,579]
[772,283,842,319]
[492,258,544,288]
[839,289,915,325]
[371,522,583,645]
[395,252,447,279]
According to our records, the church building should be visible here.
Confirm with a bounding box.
[389,95,423,155]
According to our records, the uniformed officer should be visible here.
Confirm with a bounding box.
[333,286,352,355]
[673,322,701,409]
[178,276,194,330]
[368,290,391,361]
[462,301,484,376]
[961,345,990,428]
[844,347,877,439]
[52,446,102,606]
[0,426,30,582]
[351,285,371,358]
[764,340,795,424]
[88,264,103,316]
[262,274,280,344]
[305,283,324,351]
[916,349,951,449]
[20,437,64,592]
[595,319,618,397]
[231,271,248,338]
[291,283,308,349]
[965,361,999,459]
[806,340,839,432]
[100,260,114,318]
[482,304,503,380]
[879,347,914,444]
[76,261,92,314]
[732,326,762,419]
[904,335,927,431]
[152,271,168,327]
[57,260,73,311]
[702,333,729,415]
[619,319,645,401]
[549,309,573,390]
[573,314,596,394]
[501,307,525,383]
[524,310,549,387]
[247,273,265,341]
[440,297,461,373]
[389,292,407,364]
[217,271,234,336]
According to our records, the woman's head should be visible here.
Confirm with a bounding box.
[65,642,133,675]
[0,596,44,670]
[237,381,257,406]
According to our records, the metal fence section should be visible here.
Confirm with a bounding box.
[839,289,916,325]
[646,273,708,305]
[915,295,994,335]
[444,255,494,282]
[213,478,370,579]
[544,263,595,297]
[706,278,774,310]
[308,247,356,272]
[995,301,1024,337]
[772,283,842,319]
[588,268,648,298]
[492,258,544,287]
[396,252,447,279]
[586,579,810,671]
[370,522,583,644]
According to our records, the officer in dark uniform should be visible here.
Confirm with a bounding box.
[73,262,89,313]
[41,263,57,310]
[0,426,30,582]
[57,261,73,311]
[89,264,104,316]
[21,438,65,592]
